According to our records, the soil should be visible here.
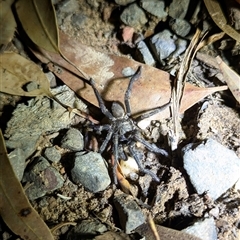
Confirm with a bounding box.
[0,0,240,240]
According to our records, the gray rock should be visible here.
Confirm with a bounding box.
[150,29,176,64]
[44,146,61,162]
[140,0,167,19]
[120,3,148,28]
[66,219,107,240]
[114,191,145,233]
[135,40,156,66]
[61,128,84,151]
[169,38,188,58]
[169,18,191,37]
[115,0,135,6]
[182,138,240,200]
[183,217,217,240]
[8,148,26,181]
[71,151,111,193]
[23,156,64,200]
[4,85,82,158]
[169,0,190,19]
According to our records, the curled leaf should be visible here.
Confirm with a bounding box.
[0,52,53,97]
[0,129,54,240]
[203,0,240,42]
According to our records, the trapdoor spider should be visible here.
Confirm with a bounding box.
[89,66,171,184]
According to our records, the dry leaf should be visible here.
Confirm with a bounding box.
[32,31,228,126]
[15,0,89,79]
[0,52,53,97]
[0,129,54,240]
[203,0,240,42]
[0,0,16,46]
[15,0,59,53]
[216,56,240,103]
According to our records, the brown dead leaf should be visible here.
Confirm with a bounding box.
[0,129,54,240]
[0,0,16,46]
[216,56,240,103]
[0,52,53,97]
[32,31,228,126]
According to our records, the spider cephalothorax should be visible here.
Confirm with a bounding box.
[89,66,171,184]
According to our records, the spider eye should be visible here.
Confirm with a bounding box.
[111,102,125,118]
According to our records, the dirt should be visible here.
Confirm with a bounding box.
[0,0,240,240]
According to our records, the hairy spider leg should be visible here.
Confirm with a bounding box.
[128,142,160,182]
[89,78,115,120]
[124,66,142,116]
[135,100,172,122]
[112,133,119,184]
[134,132,168,156]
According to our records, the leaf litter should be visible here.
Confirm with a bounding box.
[0,0,240,239]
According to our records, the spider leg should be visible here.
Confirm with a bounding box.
[134,133,168,156]
[99,127,113,153]
[124,66,142,116]
[135,100,172,122]
[89,78,114,120]
[128,142,160,182]
[112,133,119,184]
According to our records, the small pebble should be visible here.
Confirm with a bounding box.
[66,219,107,240]
[169,18,191,37]
[150,29,176,64]
[61,128,84,151]
[140,0,167,19]
[71,151,111,193]
[135,40,156,66]
[169,0,190,19]
[23,156,64,200]
[44,146,61,162]
[182,138,240,200]
[120,3,148,28]
[115,0,135,6]
[114,191,145,233]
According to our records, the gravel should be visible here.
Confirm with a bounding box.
[61,128,84,151]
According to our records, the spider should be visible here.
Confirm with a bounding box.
[89,66,171,184]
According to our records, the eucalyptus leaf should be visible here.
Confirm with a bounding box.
[15,0,59,53]
[0,52,53,97]
[0,129,54,240]
[0,0,17,46]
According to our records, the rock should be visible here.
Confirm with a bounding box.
[71,151,111,193]
[169,0,190,19]
[61,128,84,151]
[169,38,188,58]
[182,138,240,200]
[44,146,61,163]
[23,156,64,200]
[169,18,191,37]
[135,40,156,66]
[71,13,88,29]
[95,231,131,240]
[183,217,218,240]
[120,3,148,28]
[115,0,135,6]
[114,191,145,233]
[150,29,176,64]
[4,85,81,158]
[8,148,26,181]
[66,219,107,240]
[140,0,167,19]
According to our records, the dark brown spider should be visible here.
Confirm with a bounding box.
[89,66,171,184]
